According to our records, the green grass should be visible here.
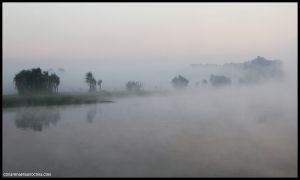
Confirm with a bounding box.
[2,89,169,108]
[3,93,114,108]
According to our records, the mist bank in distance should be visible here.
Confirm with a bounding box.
[187,56,284,86]
[2,56,289,94]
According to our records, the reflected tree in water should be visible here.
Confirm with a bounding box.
[86,106,97,123]
[15,107,60,131]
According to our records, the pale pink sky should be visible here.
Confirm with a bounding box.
[3,3,298,64]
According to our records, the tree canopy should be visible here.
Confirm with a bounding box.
[14,68,60,95]
[126,81,143,92]
[85,72,97,92]
[209,74,231,87]
[171,75,189,89]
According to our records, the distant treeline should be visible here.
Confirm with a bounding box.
[13,56,283,95]
[190,56,284,85]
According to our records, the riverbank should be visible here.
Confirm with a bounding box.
[2,93,114,108]
[2,90,170,108]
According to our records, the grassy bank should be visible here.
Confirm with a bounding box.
[3,93,114,108]
[3,89,170,108]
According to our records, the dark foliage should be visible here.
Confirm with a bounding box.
[210,74,231,87]
[14,68,60,95]
[126,81,143,92]
[171,75,189,89]
[86,72,97,92]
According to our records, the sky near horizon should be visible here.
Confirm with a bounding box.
[3,3,298,65]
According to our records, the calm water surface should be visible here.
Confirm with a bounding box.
[3,87,297,177]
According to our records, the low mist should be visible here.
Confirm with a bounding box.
[3,56,297,177]
[3,2,297,177]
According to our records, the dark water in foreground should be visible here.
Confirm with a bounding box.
[3,85,297,177]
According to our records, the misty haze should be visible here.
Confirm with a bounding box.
[2,3,297,178]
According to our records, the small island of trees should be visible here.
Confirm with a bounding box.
[209,74,231,87]
[14,68,60,95]
[171,75,189,89]
[5,56,281,108]
[126,81,143,92]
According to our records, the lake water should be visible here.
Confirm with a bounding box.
[3,85,297,177]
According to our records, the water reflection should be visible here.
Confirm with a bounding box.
[86,105,97,123]
[15,107,60,131]
[3,90,297,177]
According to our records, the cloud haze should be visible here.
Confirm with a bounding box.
[3,3,297,64]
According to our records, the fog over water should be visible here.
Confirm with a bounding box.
[3,3,297,177]
[3,76,297,177]
[2,55,297,93]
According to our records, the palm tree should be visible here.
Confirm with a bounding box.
[53,75,60,93]
[14,68,60,95]
[14,70,28,95]
[49,74,60,93]
[86,72,96,92]
[91,78,96,92]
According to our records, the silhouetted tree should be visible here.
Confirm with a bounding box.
[240,56,284,84]
[171,75,189,89]
[14,68,60,95]
[126,81,143,92]
[49,74,60,93]
[202,79,208,86]
[85,72,96,92]
[209,74,231,87]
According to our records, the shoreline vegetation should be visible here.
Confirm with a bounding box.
[3,92,113,108]
[7,68,168,108]
[2,90,169,108]
[4,57,284,108]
